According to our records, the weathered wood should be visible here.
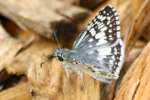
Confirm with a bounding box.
[141,24,150,41]
[0,83,32,100]
[115,42,150,100]
[0,23,34,75]
[0,0,89,38]
[123,0,150,53]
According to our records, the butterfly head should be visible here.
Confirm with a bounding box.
[52,48,64,61]
[53,48,73,62]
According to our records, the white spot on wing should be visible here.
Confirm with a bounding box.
[109,37,113,40]
[88,49,94,54]
[115,16,119,20]
[111,56,115,59]
[95,32,105,39]
[97,47,112,55]
[101,16,106,21]
[108,29,112,33]
[101,26,107,31]
[114,12,118,16]
[96,37,107,45]
[116,31,121,38]
[117,26,120,30]
[88,38,94,42]
[109,24,112,27]
[109,60,114,64]
[115,62,118,65]
[107,20,110,25]
[116,21,120,25]
[88,45,93,48]
[114,51,118,55]
[97,15,102,20]
[109,35,112,38]
[98,23,104,29]
[87,23,93,30]
[112,8,116,12]
[90,28,96,36]
[107,17,111,20]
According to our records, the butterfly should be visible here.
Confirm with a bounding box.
[52,5,124,83]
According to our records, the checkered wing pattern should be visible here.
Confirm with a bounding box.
[73,5,124,82]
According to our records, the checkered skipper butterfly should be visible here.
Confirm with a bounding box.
[52,5,124,83]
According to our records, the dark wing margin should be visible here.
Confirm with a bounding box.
[73,5,121,49]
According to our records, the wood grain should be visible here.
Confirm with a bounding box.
[115,42,150,100]
[0,83,32,100]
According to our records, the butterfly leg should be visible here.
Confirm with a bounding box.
[77,71,87,91]
[64,68,70,79]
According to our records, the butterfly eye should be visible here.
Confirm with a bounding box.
[58,56,64,61]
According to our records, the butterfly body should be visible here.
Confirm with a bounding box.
[53,5,124,83]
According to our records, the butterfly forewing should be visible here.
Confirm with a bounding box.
[73,5,121,49]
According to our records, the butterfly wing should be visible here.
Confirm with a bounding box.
[73,5,121,48]
[72,5,124,82]
[77,39,124,82]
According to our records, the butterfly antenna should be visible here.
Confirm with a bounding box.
[41,32,61,65]
[53,32,61,49]
[47,32,61,60]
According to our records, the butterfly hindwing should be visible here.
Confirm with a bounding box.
[93,40,124,80]
[75,39,124,82]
